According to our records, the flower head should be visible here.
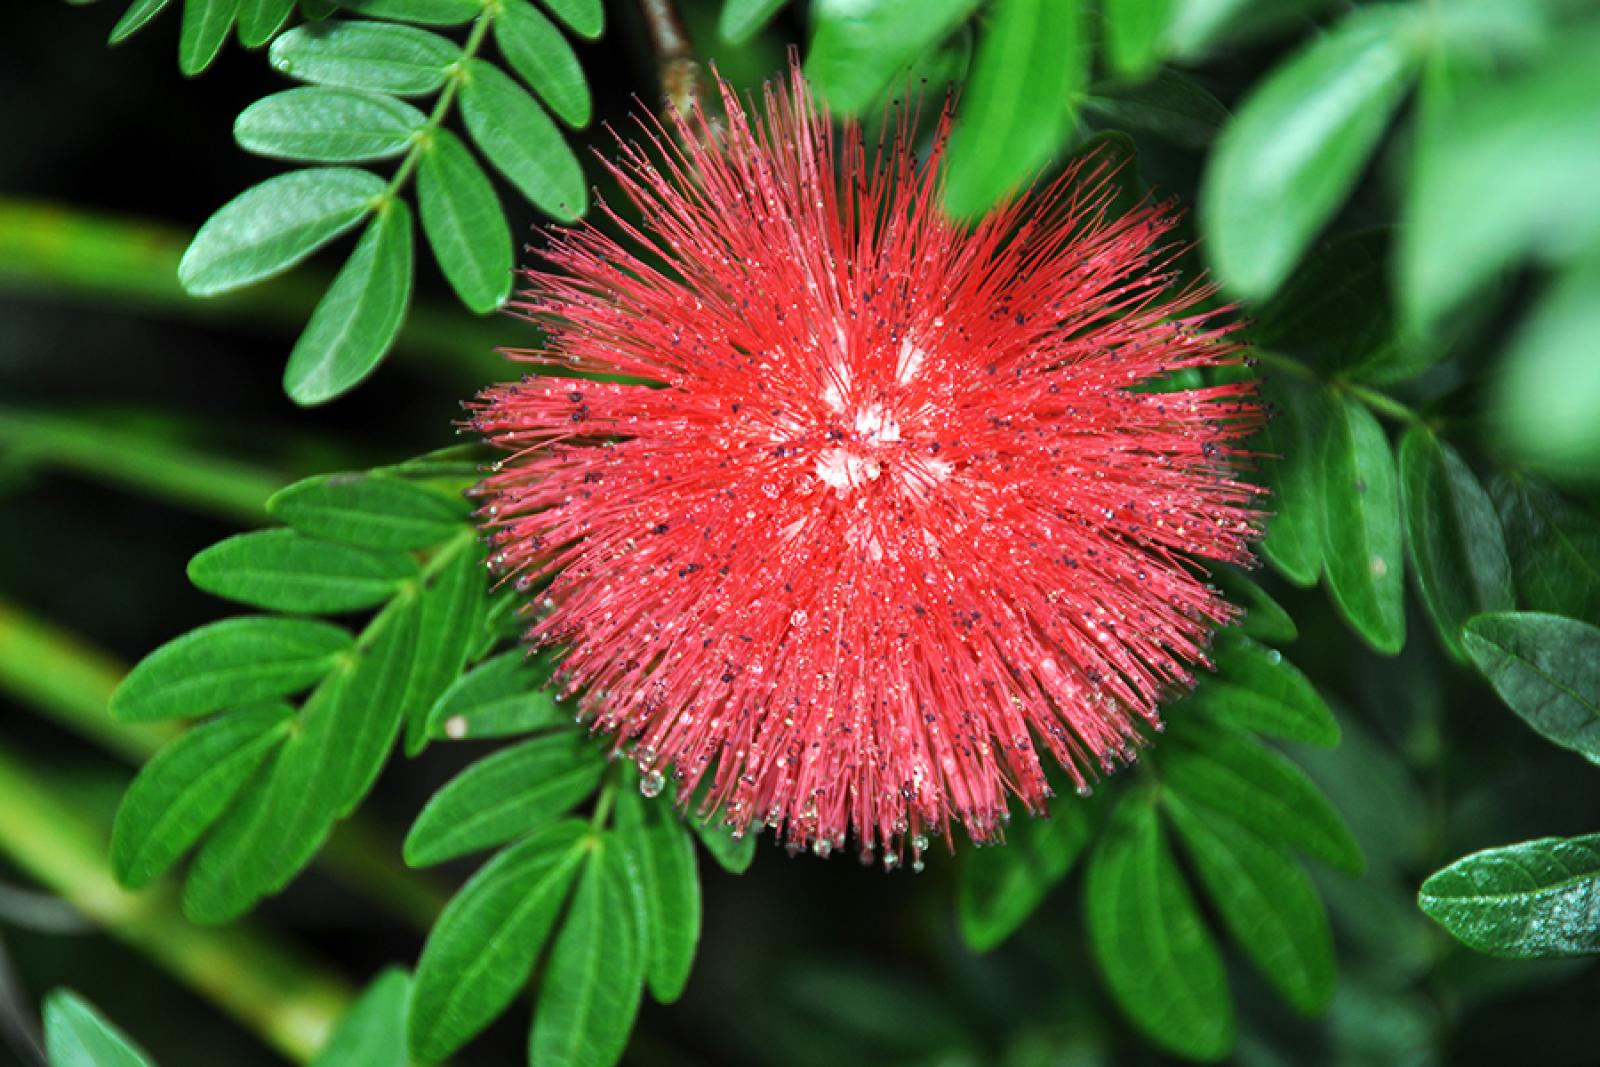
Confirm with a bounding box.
[472,65,1262,864]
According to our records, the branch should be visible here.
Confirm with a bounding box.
[639,0,701,117]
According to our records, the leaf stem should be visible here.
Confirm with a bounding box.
[1252,350,1424,426]
[638,0,701,117]
[0,738,353,1063]
[590,775,618,832]
[382,8,498,205]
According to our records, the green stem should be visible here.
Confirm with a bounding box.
[0,598,450,929]
[0,739,353,1063]
[0,406,282,525]
[1253,350,1424,426]
[590,777,618,833]
[382,9,497,204]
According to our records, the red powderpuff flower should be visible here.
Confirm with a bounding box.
[471,65,1263,867]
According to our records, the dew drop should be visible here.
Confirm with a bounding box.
[639,769,665,798]
[444,715,469,739]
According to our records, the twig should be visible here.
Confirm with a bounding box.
[639,0,700,117]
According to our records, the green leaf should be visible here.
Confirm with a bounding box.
[1163,793,1334,1015]
[1248,228,1431,385]
[535,0,602,39]
[400,536,488,755]
[1081,69,1229,150]
[324,590,422,815]
[495,0,591,127]
[269,21,461,96]
[530,840,645,1067]
[1401,26,1600,335]
[1399,428,1513,660]
[1319,393,1404,655]
[284,196,414,405]
[1256,373,1325,587]
[1159,719,1364,874]
[1102,0,1174,79]
[1491,473,1600,625]
[404,732,605,865]
[719,0,787,44]
[1462,612,1600,766]
[941,0,1084,219]
[235,88,425,162]
[691,816,758,875]
[180,0,239,76]
[269,471,469,550]
[181,742,289,921]
[424,649,565,742]
[187,528,418,614]
[1201,5,1423,298]
[179,167,383,296]
[958,801,1091,952]
[43,990,155,1067]
[311,968,410,1067]
[110,0,175,45]
[616,786,702,1004]
[111,616,352,722]
[459,59,586,221]
[417,128,513,314]
[1212,569,1298,644]
[806,0,982,116]
[331,0,478,25]
[1498,247,1600,479]
[408,822,589,1062]
[1419,834,1600,958]
[1085,795,1233,1062]
[111,704,291,888]
[1188,634,1338,746]
[237,0,295,48]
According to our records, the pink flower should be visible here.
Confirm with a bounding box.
[472,65,1263,866]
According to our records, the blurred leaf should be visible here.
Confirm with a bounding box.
[111,616,352,722]
[1255,373,1325,587]
[284,197,414,405]
[495,0,591,127]
[1249,228,1431,384]
[1201,5,1422,298]
[1402,26,1600,334]
[109,0,175,45]
[1103,0,1174,79]
[237,0,294,48]
[1164,794,1334,1015]
[310,968,409,1067]
[404,732,604,865]
[807,0,982,116]
[536,0,603,39]
[179,167,383,296]
[1498,246,1600,479]
[942,0,1085,218]
[1212,569,1297,644]
[269,471,468,549]
[719,0,787,44]
[459,59,586,221]
[1165,0,1331,57]
[958,802,1091,952]
[269,20,461,96]
[691,816,758,875]
[1160,720,1364,873]
[1399,428,1513,660]
[616,786,701,1004]
[234,88,426,162]
[180,0,238,76]
[1463,612,1600,765]
[424,649,565,741]
[400,537,489,754]
[43,990,155,1067]
[1419,834,1600,958]
[1081,69,1229,149]
[332,0,478,25]
[408,822,587,1061]
[111,704,291,888]
[187,528,418,614]
[1189,634,1338,746]
[1319,393,1404,655]
[1491,472,1600,624]
[1086,795,1233,1061]
[530,841,644,1067]
[417,128,513,314]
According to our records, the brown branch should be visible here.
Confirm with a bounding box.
[638,0,701,118]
